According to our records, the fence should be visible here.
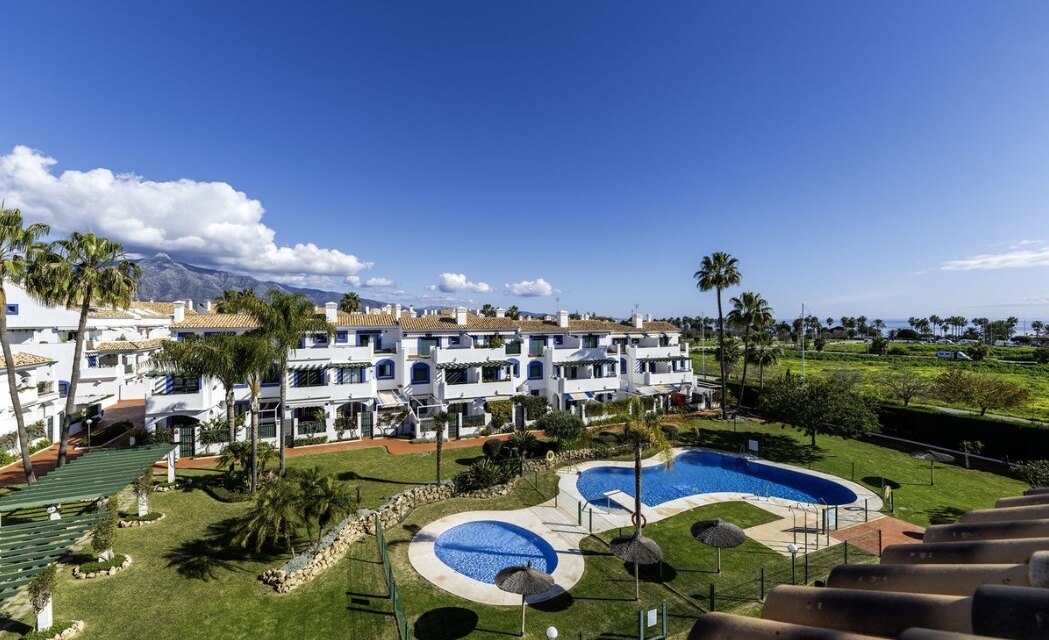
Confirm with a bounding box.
[376,516,411,640]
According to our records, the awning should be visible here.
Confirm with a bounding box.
[331,361,370,369]
[638,356,689,363]
[436,360,511,370]
[288,362,329,371]
[558,358,617,367]
[485,395,512,404]
[565,391,595,402]
[378,390,405,407]
[446,398,473,405]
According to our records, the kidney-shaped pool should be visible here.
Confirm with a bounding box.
[433,520,559,584]
[577,450,857,507]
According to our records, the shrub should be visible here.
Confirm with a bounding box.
[513,394,549,421]
[27,439,51,455]
[486,400,513,431]
[460,459,516,491]
[27,563,57,612]
[294,435,328,447]
[77,553,127,573]
[23,620,77,640]
[506,431,538,457]
[965,344,989,361]
[1034,347,1049,365]
[1013,460,1049,488]
[660,424,679,441]
[868,336,888,355]
[91,518,116,555]
[121,512,162,522]
[482,438,503,460]
[203,482,253,503]
[537,411,585,444]
[0,450,15,466]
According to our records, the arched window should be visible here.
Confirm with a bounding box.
[411,362,430,384]
[527,361,543,380]
[376,359,395,379]
[507,358,520,377]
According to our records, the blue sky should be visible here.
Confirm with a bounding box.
[2,1,1048,320]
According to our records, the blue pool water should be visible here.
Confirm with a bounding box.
[434,521,559,584]
[577,450,857,507]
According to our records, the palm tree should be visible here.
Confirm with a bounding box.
[431,411,450,484]
[726,291,773,411]
[295,467,354,545]
[618,403,673,536]
[339,292,361,314]
[36,232,140,467]
[748,332,781,389]
[0,207,50,484]
[215,289,258,313]
[506,305,520,320]
[233,477,302,556]
[232,290,334,475]
[694,252,741,419]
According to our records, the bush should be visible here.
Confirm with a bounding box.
[482,438,503,459]
[459,458,516,491]
[77,553,127,573]
[26,563,57,612]
[506,431,539,457]
[91,518,116,555]
[486,400,513,431]
[0,450,15,466]
[294,435,328,447]
[660,424,679,441]
[203,481,253,503]
[513,394,549,421]
[1013,460,1049,488]
[1034,347,1049,365]
[868,336,888,355]
[27,439,52,455]
[537,411,585,444]
[121,512,162,522]
[965,344,989,361]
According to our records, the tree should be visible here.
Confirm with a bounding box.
[234,476,302,556]
[747,332,781,389]
[505,305,520,320]
[431,411,450,484]
[714,337,743,378]
[876,368,928,407]
[759,374,879,446]
[616,401,672,537]
[294,467,354,545]
[215,289,258,313]
[36,232,140,467]
[935,370,1029,416]
[537,411,585,445]
[339,291,361,314]
[480,303,496,317]
[231,290,334,475]
[726,291,773,411]
[868,335,888,355]
[813,337,827,353]
[965,343,989,361]
[695,252,741,419]
[0,207,50,483]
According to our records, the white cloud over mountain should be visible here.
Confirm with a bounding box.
[428,272,491,293]
[0,146,372,279]
[505,278,554,296]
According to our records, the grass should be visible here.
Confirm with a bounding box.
[0,423,1027,639]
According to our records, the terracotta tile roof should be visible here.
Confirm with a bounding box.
[0,353,54,368]
[334,311,398,327]
[171,313,259,329]
[516,319,681,334]
[88,301,198,319]
[400,312,518,332]
[92,339,167,352]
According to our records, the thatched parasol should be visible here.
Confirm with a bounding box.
[691,519,746,573]
[910,450,955,486]
[610,534,663,600]
[495,561,555,636]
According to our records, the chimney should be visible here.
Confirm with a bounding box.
[495,307,505,318]
[186,299,194,312]
[558,310,569,328]
[173,301,185,323]
[394,304,402,320]
[632,312,644,329]
[365,306,371,314]
[205,300,213,313]
[325,302,338,323]
[646,313,652,322]
[455,306,468,325]
[408,305,416,318]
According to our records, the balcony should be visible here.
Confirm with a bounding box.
[431,346,509,366]
[286,383,333,402]
[629,345,686,360]
[330,380,375,400]
[643,370,692,387]
[551,347,612,365]
[147,391,209,414]
[436,379,515,403]
[288,344,373,364]
[558,376,622,396]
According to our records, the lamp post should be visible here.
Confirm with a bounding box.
[787,543,799,585]
[84,417,95,449]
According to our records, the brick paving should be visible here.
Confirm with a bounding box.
[830,515,925,555]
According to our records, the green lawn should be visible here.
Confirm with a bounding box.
[0,424,1027,639]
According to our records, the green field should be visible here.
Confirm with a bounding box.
[819,340,1039,361]
[0,423,1026,639]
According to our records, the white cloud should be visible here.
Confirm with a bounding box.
[345,275,361,286]
[361,277,396,288]
[430,272,491,293]
[941,244,1049,271]
[0,146,373,279]
[505,278,554,297]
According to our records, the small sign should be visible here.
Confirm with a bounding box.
[748,439,759,453]
[647,609,657,627]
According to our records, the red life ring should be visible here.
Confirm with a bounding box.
[631,512,648,528]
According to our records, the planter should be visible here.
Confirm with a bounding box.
[119,513,165,528]
[72,555,131,579]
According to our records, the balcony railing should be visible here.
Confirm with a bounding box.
[296,421,327,435]
[462,414,486,427]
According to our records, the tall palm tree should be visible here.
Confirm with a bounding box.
[233,290,334,475]
[215,289,258,313]
[339,292,361,314]
[431,411,450,484]
[618,402,673,536]
[506,305,520,320]
[36,232,140,467]
[0,207,50,484]
[747,332,781,389]
[726,291,773,411]
[694,252,741,419]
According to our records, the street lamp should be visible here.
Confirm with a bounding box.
[84,417,95,449]
[787,543,799,585]
[546,627,558,640]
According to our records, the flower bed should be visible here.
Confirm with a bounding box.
[119,512,165,528]
[21,620,84,640]
[72,554,131,579]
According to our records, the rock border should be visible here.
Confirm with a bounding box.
[31,620,84,640]
[119,513,165,528]
[72,555,132,579]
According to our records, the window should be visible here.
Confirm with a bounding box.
[529,336,547,357]
[446,368,466,385]
[169,376,201,395]
[314,333,329,345]
[620,358,627,375]
[482,366,500,382]
[358,332,371,347]
[376,360,394,379]
[5,304,17,316]
[411,363,430,384]
[338,367,365,384]
[59,381,69,397]
[295,369,325,387]
[567,366,579,380]
[448,336,461,346]
[553,335,564,346]
[86,355,98,368]
[335,330,349,344]
[528,361,543,380]
[507,359,520,377]
[419,337,439,356]
[506,341,522,355]
[583,335,598,348]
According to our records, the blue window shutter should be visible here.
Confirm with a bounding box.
[165,376,173,393]
[361,368,367,382]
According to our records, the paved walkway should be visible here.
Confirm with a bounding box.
[830,516,924,555]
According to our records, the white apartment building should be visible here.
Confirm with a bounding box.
[143,304,694,457]
[0,353,61,454]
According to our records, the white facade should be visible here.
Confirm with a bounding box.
[0,354,61,451]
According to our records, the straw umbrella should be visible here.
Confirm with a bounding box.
[910,450,955,486]
[691,519,746,573]
[610,533,663,601]
[495,561,555,637]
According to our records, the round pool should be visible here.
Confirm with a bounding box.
[577,450,857,507]
[433,520,559,584]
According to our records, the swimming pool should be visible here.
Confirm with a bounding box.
[433,520,560,584]
[577,450,857,507]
